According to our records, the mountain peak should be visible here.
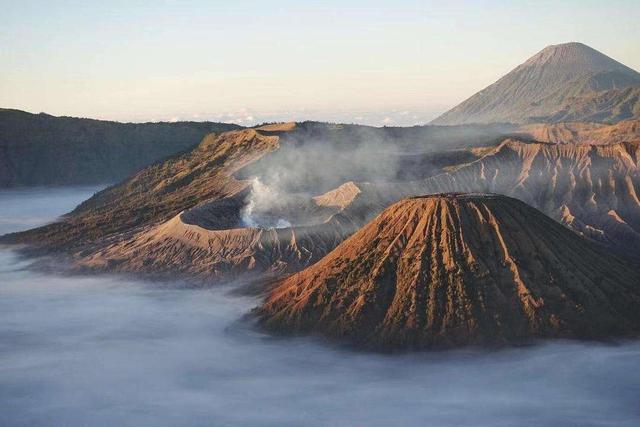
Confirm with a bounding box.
[521,42,632,72]
[537,41,592,52]
[431,42,640,125]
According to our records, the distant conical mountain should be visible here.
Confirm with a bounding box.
[432,42,640,125]
[257,194,640,350]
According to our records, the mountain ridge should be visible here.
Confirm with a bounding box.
[0,108,242,187]
[5,122,640,282]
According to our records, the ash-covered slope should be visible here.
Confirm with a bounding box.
[339,138,640,255]
[79,208,361,282]
[432,42,640,125]
[258,194,640,350]
[2,129,280,250]
[11,130,640,282]
[6,119,640,285]
[67,178,392,282]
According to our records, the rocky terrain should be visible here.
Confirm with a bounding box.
[257,194,640,350]
[3,122,496,280]
[0,108,240,187]
[431,42,640,125]
[3,50,640,350]
[78,209,361,282]
[5,119,640,283]
[1,121,509,248]
[340,136,640,256]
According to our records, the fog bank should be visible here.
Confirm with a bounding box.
[1,189,640,427]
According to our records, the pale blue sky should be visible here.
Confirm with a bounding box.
[1,0,639,125]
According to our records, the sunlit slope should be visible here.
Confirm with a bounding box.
[258,194,640,350]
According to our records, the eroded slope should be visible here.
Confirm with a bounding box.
[258,194,640,350]
[345,138,640,255]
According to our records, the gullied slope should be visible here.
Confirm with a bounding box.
[6,119,640,284]
[69,178,394,281]
[258,194,640,350]
[0,108,241,187]
[432,42,640,125]
[16,133,640,281]
[343,138,640,255]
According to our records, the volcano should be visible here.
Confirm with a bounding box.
[432,42,640,125]
[257,194,640,350]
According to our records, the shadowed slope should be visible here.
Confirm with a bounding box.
[258,194,640,350]
[0,108,241,187]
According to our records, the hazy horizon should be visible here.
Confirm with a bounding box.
[2,0,640,126]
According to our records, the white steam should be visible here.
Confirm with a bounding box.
[240,177,292,228]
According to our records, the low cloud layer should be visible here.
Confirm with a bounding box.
[2,259,640,426]
[0,171,640,427]
[2,164,640,427]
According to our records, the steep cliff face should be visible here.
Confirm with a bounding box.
[432,43,640,125]
[258,194,640,350]
[0,108,241,187]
